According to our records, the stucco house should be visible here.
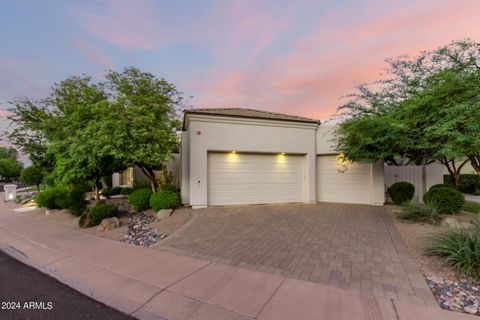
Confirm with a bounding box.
[180,108,385,209]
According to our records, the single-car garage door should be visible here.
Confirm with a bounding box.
[208,152,304,206]
[317,155,371,204]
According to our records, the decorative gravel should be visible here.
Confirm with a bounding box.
[427,276,480,316]
[122,212,166,247]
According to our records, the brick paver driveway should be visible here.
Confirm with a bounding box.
[158,203,435,305]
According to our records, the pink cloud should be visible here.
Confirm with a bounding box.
[76,0,162,50]
[76,39,114,68]
[189,0,480,120]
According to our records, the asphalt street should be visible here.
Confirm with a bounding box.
[0,251,136,320]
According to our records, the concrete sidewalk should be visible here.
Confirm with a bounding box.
[0,201,476,320]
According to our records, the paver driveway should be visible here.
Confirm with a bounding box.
[158,203,435,305]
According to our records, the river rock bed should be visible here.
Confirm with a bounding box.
[427,276,480,316]
[122,212,166,246]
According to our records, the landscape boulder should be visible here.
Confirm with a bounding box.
[98,217,120,231]
[156,209,173,220]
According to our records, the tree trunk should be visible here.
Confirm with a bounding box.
[138,165,158,193]
[94,177,102,201]
[36,184,40,193]
[441,158,469,187]
[469,155,480,175]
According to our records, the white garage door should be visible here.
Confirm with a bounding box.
[317,155,371,204]
[208,153,304,206]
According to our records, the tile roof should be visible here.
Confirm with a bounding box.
[184,108,320,124]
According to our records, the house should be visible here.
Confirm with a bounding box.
[180,108,384,209]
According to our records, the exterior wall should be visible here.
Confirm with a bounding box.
[370,160,385,205]
[316,125,337,154]
[186,115,318,208]
[181,131,190,204]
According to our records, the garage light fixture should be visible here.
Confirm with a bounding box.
[231,150,236,154]
[281,152,285,155]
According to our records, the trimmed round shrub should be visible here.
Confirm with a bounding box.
[458,174,479,193]
[102,186,123,197]
[423,186,465,214]
[36,186,69,209]
[120,187,134,195]
[79,203,118,228]
[387,181,415,204]
[128,188,153,212]
[150,190,180,211]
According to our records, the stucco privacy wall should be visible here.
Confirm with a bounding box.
[183,114,318,208]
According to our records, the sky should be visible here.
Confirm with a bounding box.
[1,0,480,136]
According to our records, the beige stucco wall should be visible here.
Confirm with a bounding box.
[316,125,337,154]
[184,114,318,208]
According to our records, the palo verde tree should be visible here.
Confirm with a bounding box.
[335,39,480,186]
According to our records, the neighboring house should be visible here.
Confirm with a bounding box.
[181,108,384,209]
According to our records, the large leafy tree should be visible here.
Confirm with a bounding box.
[7,67,182,196]
[335,39,480,185]
[104,67,182,192]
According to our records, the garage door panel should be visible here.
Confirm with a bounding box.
[317,155,371,204]
[208,153,304,206]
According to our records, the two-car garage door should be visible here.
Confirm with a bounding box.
[208,153,304,206]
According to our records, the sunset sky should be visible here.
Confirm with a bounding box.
[1,0,480,130]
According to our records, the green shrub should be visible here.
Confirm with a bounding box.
[128,188,153,212]
[423,186,465,214]
[36,186,69,209]
[429,184,456,191]
[387,181,415,204]
[102,186,123,197]
[459,174,480,193]
[398,201,441,224]
[444,174,480,193]
[120,187,134,195]
[79,203,118,228]
[425,220,480,280]
[67,188,86,216]
[150,190,180,211]
[463,201,480,214]
[159,184,178,193]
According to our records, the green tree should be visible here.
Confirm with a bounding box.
[105,67,182,192]
[19,166,44,191]
[0,158,23,182]
[335,39,480,185]
[47,76,126,199]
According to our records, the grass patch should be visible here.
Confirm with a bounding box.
[425,219,480,280]
[397,201,441,224]
[463,201,480,213]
